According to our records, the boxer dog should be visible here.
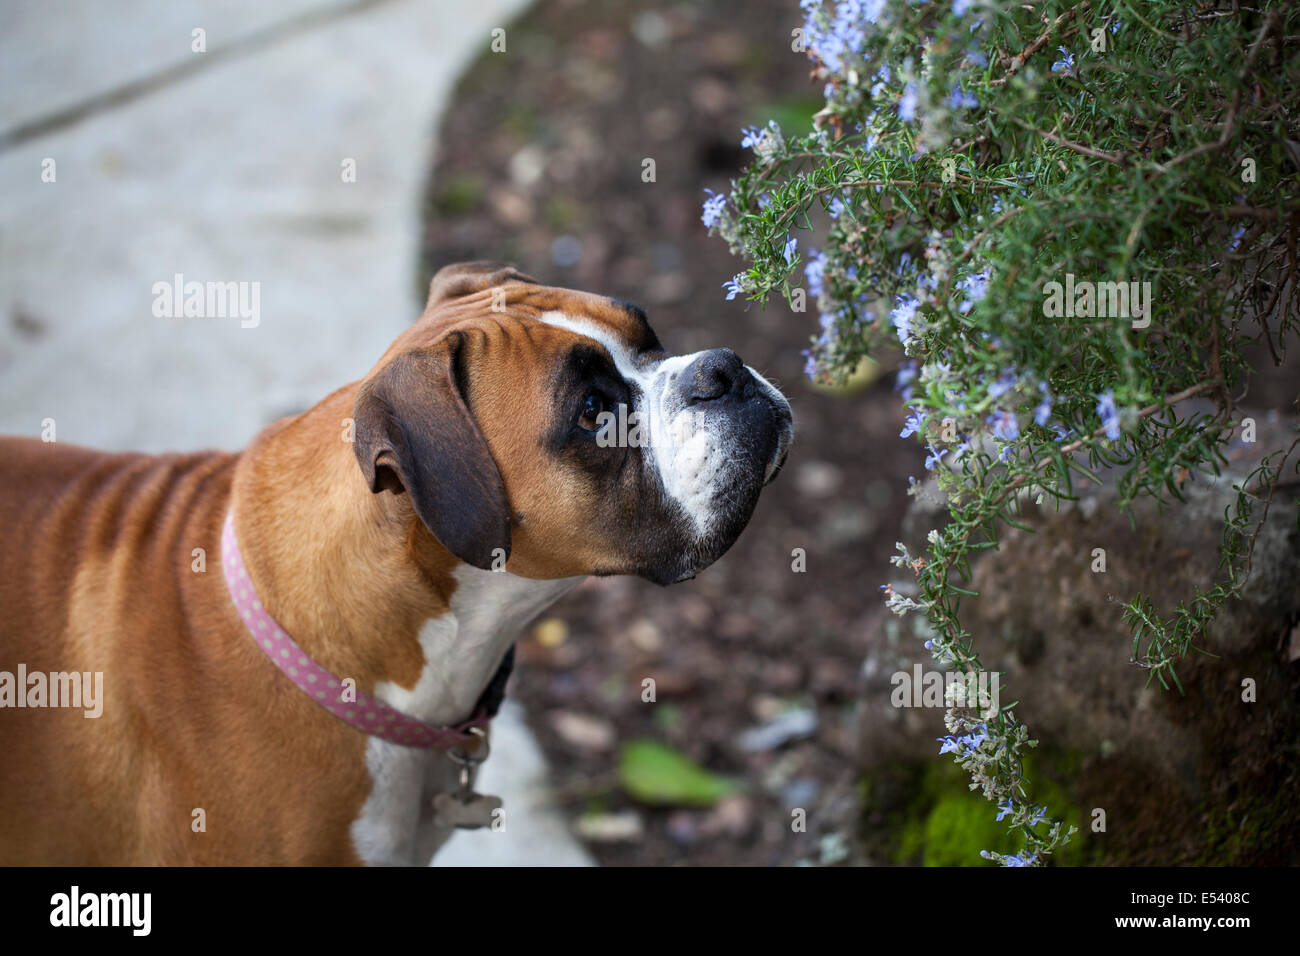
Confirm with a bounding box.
[0,262,792,865]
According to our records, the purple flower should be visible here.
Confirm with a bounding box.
[1003,852,1037,867]
[1051,46,1076,76]
[989,409,1019,442]
[722,275,745,301]
[1229,225,1246,252]
[924,444,945,470]
[782,234,798,265]
[801,0,887,73]
[1034,388,1054,426]
[890,294,921,346]
[988,369,1018,400]
[900,408,926,439]
[870,64,891,98]
[958,271,990,314]
[1097,389,1121,440]
[938,736,961,755]
[895,360,918,399]
[947,82,978,110]
[700,189,726,229]
[897,83,918,122]
[804,248,827,299]
[802,349,819,381]
[740,126,764,149]
[953,0,974,15]
[828,197,846,219]
[1028,805,1048,826]
[996,799,1014,821]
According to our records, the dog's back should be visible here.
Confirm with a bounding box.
[0,438,236,863]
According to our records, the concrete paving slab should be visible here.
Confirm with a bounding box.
[0,0,356,137]
[0,0,591,867]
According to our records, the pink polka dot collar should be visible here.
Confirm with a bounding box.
[221,511,490,749]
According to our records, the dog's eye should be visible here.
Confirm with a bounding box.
[577,392,607,432]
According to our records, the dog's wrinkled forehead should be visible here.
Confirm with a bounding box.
[414,262,663,358]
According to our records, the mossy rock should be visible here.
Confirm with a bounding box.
[875,750,1092,866]
[912,793,1018,866]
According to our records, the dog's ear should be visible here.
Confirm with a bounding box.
[425,261,537,310]
[352,333,510,569]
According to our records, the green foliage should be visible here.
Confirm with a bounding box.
[617,740,741,806]
[887,754,1088,866]
[920,794,1016,866]
[708,0,1300,864]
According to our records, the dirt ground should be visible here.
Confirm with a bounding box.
[419,0,923,865]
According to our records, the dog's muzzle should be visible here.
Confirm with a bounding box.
[677,347,793,482]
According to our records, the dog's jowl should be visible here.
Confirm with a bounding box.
[0,262,792,865]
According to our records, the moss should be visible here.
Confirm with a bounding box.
[892,811,925,864]
[1195,787,1300,865]
[917,792,1018,866]
[869,748,1094,866]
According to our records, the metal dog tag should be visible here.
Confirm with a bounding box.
[432,728,503,830]
[432,789,503,830]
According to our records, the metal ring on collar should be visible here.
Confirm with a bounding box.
[448,725,490,767]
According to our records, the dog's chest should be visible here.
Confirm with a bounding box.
[348,569,580,865]
[349,739,461,865]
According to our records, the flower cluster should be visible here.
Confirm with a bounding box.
[705,0,1300,865]
[936,721,987,756]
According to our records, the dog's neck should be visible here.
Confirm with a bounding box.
[393,566,579,725]
[229,386,579,726]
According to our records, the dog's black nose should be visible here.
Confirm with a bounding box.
[685,348,749,402]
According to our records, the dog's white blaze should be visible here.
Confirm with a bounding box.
[351,567,579,865]
[537,310,747,535]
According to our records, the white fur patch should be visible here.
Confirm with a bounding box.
[350,567,579,865]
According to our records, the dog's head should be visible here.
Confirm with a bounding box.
[353,262,793,585]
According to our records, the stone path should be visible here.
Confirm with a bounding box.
[0,0,591,866]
